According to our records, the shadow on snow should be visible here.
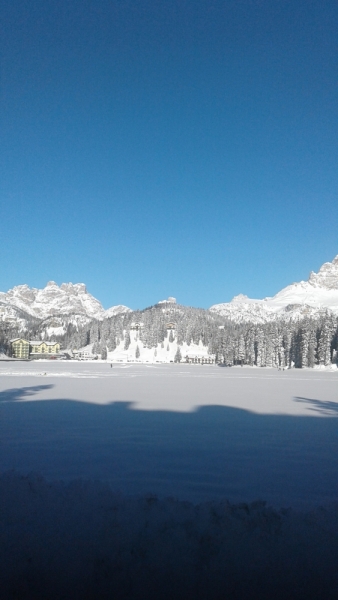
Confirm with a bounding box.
[2,387,338,598]
[1,385,338,509]
[294,396,338,416]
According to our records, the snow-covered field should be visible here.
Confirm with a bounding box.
[1,361,338,507]
[1,362,338,598]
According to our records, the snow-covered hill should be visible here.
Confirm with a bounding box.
[0,281,131,323]
[210,255,338,323]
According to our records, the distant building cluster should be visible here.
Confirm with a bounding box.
[184,354,215,364]
[10,338,60,360]
[72,350,91,360]
[158,297,177,304]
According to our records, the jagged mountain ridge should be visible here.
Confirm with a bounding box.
[1,255,338,330]
[210,255,338,324]
[0,281,131,322]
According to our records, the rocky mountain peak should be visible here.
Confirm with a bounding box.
[308,255,338,289]
[60,283,87,295]
[210,254,338,323]
[231,294,250,303]
[0,281,131,323]
[8,285,36,302]
[1,281,104,320]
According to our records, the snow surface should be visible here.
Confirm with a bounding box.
[1,363,338,598]
[2,472,338,600]
[1,362,338,508]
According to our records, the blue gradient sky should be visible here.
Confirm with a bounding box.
[1,0,337,309]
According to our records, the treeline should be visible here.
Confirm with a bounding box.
[61,304,230,359]
[53,304,338,368]
[3,303,338,368]
[213,313,338,368]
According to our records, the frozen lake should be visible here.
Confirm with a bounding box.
[1,361,338,508]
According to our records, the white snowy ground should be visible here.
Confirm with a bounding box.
[1,361,338,507]
[1,362,338,598]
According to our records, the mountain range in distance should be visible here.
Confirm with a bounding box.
[1,255,338,328]
[210,255,338,323]
[0,281,131,324]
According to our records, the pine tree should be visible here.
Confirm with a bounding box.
[277,332,286,368]
[174,347,182,363]
[331,322,338,365]
[90,321,100,345]
[308,329,317,368]
[283,329,292,368]
[318,320,331,366]
[237,335,245,365]
[264,325,275,368]
[300,328,309,368]
[255,328,265,367]
[124,331,131,350]
[223,334,234,366]
[92,342,99,355]
[245,328,255,366]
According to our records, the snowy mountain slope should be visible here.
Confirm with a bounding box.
[308,255,338,288]
[104,305,132,318]
[0,281,131,322]
[0,301,38,332]
[210,255,338,323]
[2,255,338,330]
[0,282,104,319]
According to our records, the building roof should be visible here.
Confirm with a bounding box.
[29,341,60,346]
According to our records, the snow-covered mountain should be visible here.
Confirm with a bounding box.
[2,255,338,330]
[104,304,132,318]
[0,281,131,323]
[210,255,338,324]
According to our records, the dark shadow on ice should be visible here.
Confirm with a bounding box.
[0,384,54,403]
[294,396,338,416]
[3,472,338,600]
[2,387,338,598]
[1,386,338,510]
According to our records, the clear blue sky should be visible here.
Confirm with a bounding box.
[1,0,337,310]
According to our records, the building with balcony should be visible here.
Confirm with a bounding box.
[10,338,30,359]
[29,341,60,358]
